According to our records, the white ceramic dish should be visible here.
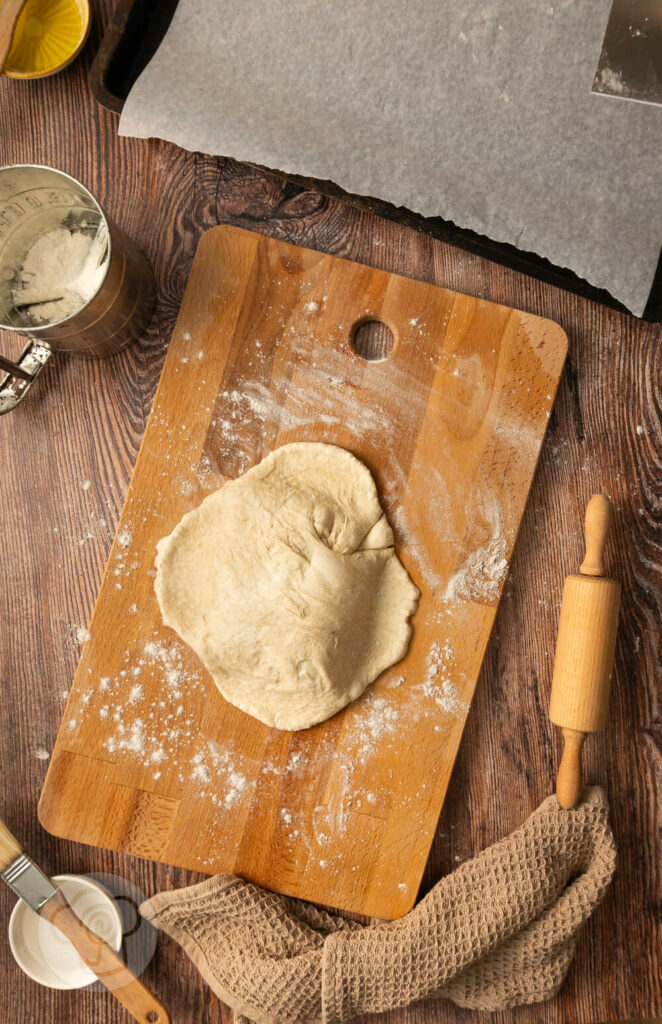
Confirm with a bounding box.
[8,874,123,989]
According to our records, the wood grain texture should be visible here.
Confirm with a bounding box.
[38,224,566,919]
[0,1,660,1020]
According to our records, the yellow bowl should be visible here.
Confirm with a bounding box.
[3,0,90,79]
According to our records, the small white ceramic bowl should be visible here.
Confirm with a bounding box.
[8,874,123,989]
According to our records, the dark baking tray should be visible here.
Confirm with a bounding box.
[90,0,178,114]
[90,0,661,321]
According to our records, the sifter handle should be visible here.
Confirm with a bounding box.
[579,494,612,577]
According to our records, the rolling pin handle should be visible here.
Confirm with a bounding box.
[556,728,586,809]
[579,494,612,577]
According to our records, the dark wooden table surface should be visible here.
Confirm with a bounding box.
[1,4,660,1023]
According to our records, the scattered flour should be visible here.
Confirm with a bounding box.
[64,623,468,856]
[34,749,50,761]
[191,754,210,784]
[216,375,391,473]
[142,639,197,696]
[117,527,133,550]
[123,719,145,754]
[225,771,248,807]
[348,692,402,765]
[360,695,399,741]
[423,641,469,718]
[444,537,508,603]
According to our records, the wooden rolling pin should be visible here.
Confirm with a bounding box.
[549,494,621,809]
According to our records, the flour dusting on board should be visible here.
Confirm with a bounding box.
[54,267,559,882]
[443,494,510,604]
[352,691,401,764]
[217,377,392,472]
[63,626,468,857]
[117,527,133,550]
[445,536,508,603]
[423,641,469,717]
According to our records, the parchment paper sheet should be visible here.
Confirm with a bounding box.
[119,0,662,316]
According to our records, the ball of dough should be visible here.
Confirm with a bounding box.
[155,442,419,730]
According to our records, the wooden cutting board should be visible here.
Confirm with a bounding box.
[39,225,567,919]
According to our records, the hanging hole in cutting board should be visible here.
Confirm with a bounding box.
[351,319,395,361]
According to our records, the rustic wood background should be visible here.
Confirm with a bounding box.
[1,3,660,1023]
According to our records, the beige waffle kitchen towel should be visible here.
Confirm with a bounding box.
[140,787,616,1023]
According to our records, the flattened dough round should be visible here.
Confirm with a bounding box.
[155,442,419,730]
